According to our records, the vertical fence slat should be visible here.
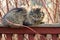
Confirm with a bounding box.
[18,34,23,40]
[24,34,29,40]
[46,34,52,40]
[29,34,34,40]
[0,34,2,40]
[58,34,60,40]
[40,35,46,40]
[34,34,41,40]
[52,35,57,40]
[6,34,12,40]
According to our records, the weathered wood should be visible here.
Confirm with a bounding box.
[52,34,57,40]
[0,27,59,34]
[18,34,23,40]
[29,34,34,40]
[6,34,12,40]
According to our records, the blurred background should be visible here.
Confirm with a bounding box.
[0,0,60,24]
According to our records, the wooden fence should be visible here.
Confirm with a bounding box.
[0,27,60,40]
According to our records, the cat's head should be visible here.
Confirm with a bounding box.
[29,8,45,21]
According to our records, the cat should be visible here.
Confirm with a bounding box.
[28,8,45,26]
[1,7,45,27]
[2,7,28,27]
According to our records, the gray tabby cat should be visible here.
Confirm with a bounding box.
[2,7,28,27]
[1,7,44,28]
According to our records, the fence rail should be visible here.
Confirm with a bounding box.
[0,27,60,40]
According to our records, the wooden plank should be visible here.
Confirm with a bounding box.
[40,35,46,40]
[0,27,60,34]
[29,34,34,40]
[18,34,23,40]
[0,34,2,40]
[52,34,57,40]
[6,34,12,40]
